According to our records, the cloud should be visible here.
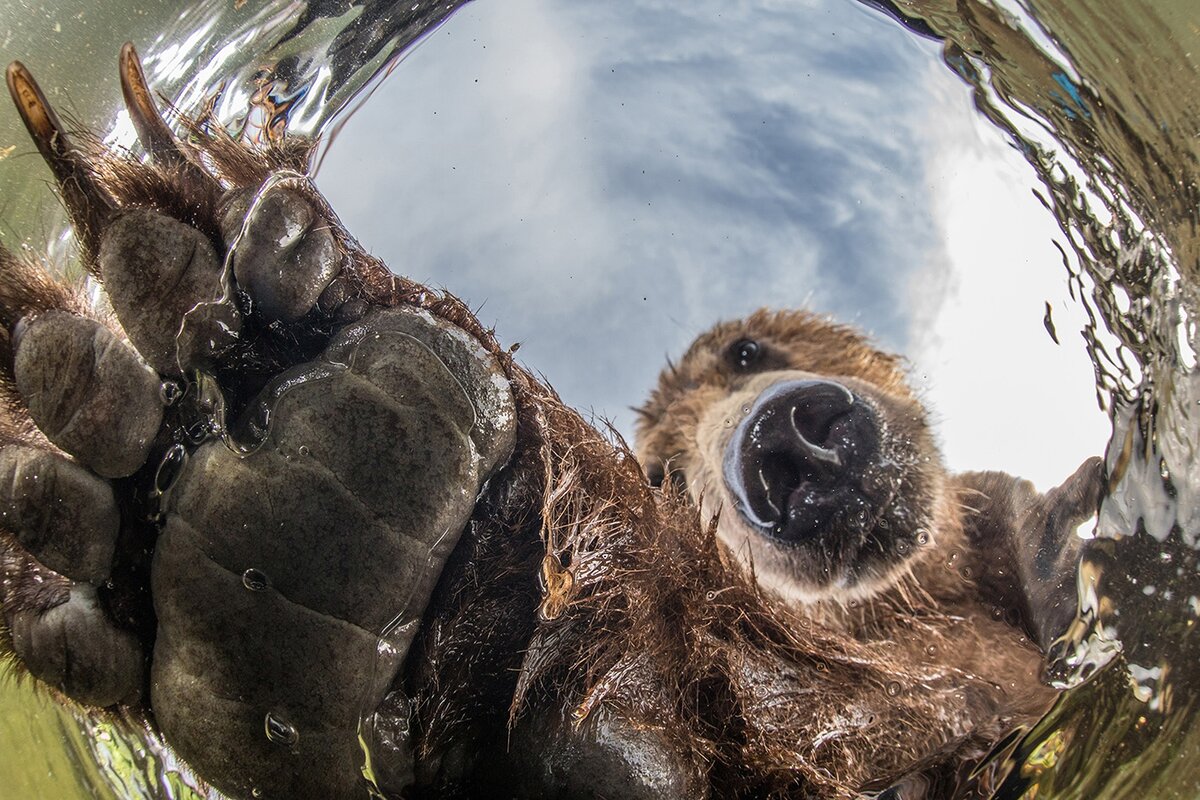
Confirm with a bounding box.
[314,0,1102,474]
[908,67,1109,489]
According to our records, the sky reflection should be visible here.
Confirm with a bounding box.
[316,0,1107,490]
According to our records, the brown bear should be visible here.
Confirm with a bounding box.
[633,310,1105,791]
[0,47,1103,800]
[635,309,1101,644]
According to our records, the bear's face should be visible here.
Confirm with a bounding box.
[637,308,954,605]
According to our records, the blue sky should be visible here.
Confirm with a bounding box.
[315,0,1109,489]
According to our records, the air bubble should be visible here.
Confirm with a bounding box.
[885,681,902,697]
[243,568,270,592]
[159,380,183,406]
[264,712,298,745]
[185,418,217,445]
[253,404,271,436]
[154,444,188,495]
[916,531,931,546]
[298,445,311,457]
[896,540,911,555]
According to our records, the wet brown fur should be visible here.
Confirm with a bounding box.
[0,64,1060,799]
[622,310,1060,793]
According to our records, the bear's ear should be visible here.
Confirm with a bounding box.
[952,457,1104,651]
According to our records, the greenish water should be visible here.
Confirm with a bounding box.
[0,682,115,799]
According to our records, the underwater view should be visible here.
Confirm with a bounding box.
[0,0,1196,797]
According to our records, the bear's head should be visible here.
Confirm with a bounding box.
[636,308,954,606]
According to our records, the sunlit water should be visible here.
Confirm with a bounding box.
[0,0,1196,797]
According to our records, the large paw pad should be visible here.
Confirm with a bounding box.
[152,308,513,798]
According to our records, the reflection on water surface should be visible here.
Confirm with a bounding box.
[902,1,1200,797]
[0,0,1196,797]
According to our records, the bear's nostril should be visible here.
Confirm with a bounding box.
[724,379,877,537]
[788,382,855,449]
[757,452,819,520]
[789,408,843,469]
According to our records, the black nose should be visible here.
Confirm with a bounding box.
[723,379,879,539]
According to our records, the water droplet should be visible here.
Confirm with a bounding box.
[298,445,311,457]
[959,566,973,580]
[264,712,297,745]
[885,681,902,697]
[916,530,931,546]
[251,789,262,799]
[896,540,911,555]
[154,444,188,495]
[185,418,216,445]
[159,380,183,406]
[925,644,937,657]
[243,568,270,592]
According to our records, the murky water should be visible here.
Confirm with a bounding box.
[0,0,1196,797]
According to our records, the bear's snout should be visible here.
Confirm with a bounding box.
[723,379,881,541]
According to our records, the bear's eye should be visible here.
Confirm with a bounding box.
[728,338,763,371]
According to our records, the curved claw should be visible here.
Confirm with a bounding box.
[6,61,116,254]
[118,42,212,187]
